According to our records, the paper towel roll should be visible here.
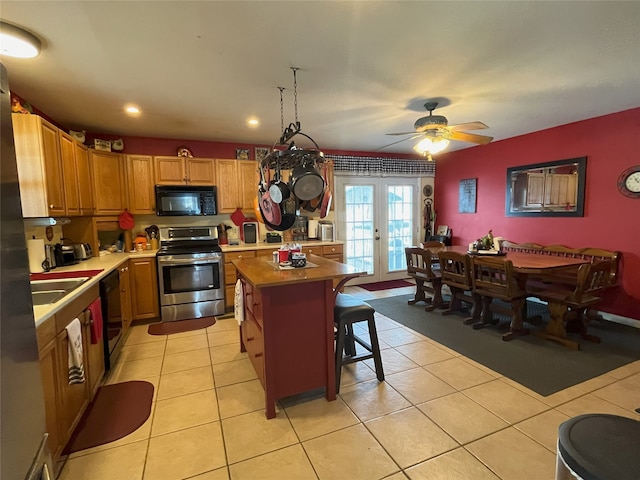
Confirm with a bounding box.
[27,238,46,273]
[308,219,319,239]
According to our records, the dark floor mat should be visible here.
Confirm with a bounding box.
[366,295,640,396]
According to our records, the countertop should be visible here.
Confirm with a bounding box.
[220,239,343,253]
[32,250,156,327]
[232,253,362,288]
[32,240,343,327]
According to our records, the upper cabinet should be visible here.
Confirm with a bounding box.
[215,159,257,213]
[154,156,215,186]
[91,151,127,215]
[13,114,66,217]
[126,155,155,214]
[13,114,94,218]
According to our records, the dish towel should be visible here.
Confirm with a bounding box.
[234,279,244,326]
[65,318,85,385]
[87,297,103,344]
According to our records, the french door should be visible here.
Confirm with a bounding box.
[335,176,420,284]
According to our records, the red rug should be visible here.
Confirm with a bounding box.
[147,316,216,335]
[359,279,414,291]
[63,381,153,454]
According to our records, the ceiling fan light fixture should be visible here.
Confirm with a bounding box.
[413,137,449,155]
[0,21,41,58]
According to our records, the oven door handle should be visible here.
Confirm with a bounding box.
[158,257,221,265]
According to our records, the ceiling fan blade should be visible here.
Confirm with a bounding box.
[386,131,420,136]
[448,121,489,131]
[447,130,494,145]
[377,134,423,150]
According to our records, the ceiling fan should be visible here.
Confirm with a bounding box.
[381,101,493,154]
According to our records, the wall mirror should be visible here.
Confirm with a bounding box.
[506,156,586,217]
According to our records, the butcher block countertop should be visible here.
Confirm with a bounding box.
[232,253,362,288]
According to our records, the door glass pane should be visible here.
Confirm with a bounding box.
[387,185,413,272]
[344,185,374,274]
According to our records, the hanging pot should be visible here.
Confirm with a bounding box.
[268,161,291,204]
[290,162,324,201]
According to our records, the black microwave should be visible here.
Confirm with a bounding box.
[155,185,217,216]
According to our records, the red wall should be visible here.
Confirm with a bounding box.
[434,107,640,320]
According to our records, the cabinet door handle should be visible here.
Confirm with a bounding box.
[254,352,263,358]
[246,336,255,342]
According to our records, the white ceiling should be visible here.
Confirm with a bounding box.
[2,1,640,155]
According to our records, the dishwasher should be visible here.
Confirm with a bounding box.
[100,269,123,370]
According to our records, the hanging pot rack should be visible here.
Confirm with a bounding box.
[259,68,326,171]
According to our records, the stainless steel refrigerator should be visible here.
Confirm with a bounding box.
[1,62,54,479]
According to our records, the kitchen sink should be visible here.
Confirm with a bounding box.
[30,277,90,305]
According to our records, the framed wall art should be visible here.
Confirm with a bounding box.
[459,178,477,213]
[235,148,250,160]
[255,147,270,162]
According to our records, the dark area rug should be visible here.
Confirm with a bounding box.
[63,381,153,454]
[366,294,640,396]
[360,279,414,291]
[147,316,216,335]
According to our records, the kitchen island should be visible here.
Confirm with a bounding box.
[232,254,363,418]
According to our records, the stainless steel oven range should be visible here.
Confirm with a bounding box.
[157,226,224,322]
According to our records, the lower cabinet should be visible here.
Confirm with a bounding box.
[37,284,103,465]
[129,257,160,320]
[119,262,133,334]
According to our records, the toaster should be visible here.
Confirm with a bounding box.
[72,243,92,260]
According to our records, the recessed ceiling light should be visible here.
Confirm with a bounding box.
[0,21,41,58]
[247,118,259,127]
[125,105,141,115]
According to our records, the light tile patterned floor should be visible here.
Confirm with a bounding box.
[59,284,640,480]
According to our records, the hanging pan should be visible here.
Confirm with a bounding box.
[258,165,281,226]
[319,163,332,219]
[290,161,324,201]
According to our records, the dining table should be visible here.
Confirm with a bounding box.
[442,245,589,340]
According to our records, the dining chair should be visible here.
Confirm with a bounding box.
[438,250,481,324]
[405,246,446,311]
[530,261,612,349]
[470,256,528,341]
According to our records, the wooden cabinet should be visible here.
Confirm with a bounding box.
[63,216,131,259]
[239,160,259,211]
[237,271,336,419]
[126,155,155,214]
[37,317,63,460]
[215,158,240,213]
[37,284,102,463]
[59,131,81,216]
[12,113,66,217]
[240,283,265,387]
[75,142,94,215]
[59,131,94,216]
[91,151,127,215]
[154,156,215,186]
[322,244,343,262]
[223,250,257,309]
[129,257,160,321]
[119,262,133,335]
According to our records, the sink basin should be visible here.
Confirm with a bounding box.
[32,290,67,305]
[30,278,89,293]
[30,277,90,305]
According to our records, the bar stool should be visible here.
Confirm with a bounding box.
[556,414,640,480]
[334,293,384,393]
